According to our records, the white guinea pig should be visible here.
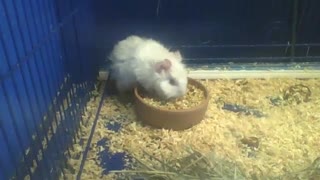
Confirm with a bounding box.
[108,35,188,100]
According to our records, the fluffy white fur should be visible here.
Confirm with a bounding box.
[109,35,188,100]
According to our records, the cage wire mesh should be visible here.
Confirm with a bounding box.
[0,0,96,179]
[1,0,320,180]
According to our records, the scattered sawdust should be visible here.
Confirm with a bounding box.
[62,78,320,180]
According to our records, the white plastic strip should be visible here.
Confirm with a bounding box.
[188,70,320,79]
[98,69,320,81]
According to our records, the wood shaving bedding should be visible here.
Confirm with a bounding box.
[62,78,320,179]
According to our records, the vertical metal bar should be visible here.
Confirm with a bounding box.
[0,158,7,180]
[38,0,69,147]
[1,81,33,178]
[0,1,49,178]
[0,117,19,179]
[72,81,84,140]
[65,80,81,141]
[68,1,87,144]
[31,0,66,147]
[36,1,76,148]
[4,0,67,178]
[51,1,79,155]
[27,0,68,153]
[69,83,84,136]
[5,6,56,180]
[52,1,71,78]
[70,1,86,82]
[29,0,65,177]
[291,0,299,60]
[4,0,61,178]
[53,0,82,144]
[44,0,79,141]
[0,31,44,179]
[69,0,86,85]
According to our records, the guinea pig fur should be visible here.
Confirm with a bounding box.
[109,35,188,100]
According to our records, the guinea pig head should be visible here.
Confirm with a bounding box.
[153,51,188,100]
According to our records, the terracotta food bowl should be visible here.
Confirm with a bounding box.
[133,78,210,131]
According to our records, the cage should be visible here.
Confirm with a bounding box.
[1,0,320,179]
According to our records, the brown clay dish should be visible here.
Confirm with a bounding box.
[134,78,210,131]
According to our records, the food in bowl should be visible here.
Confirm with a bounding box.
[139,83,206,110]
[134,78,209,130]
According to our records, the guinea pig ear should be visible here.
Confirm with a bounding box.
[155,59,172,74]
[173,50,182,61]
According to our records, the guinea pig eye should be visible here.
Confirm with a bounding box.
[169,78,177,86]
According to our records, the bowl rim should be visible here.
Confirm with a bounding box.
[134,78,210,113]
